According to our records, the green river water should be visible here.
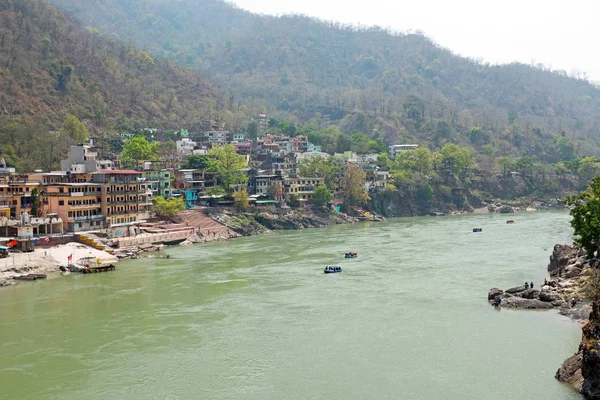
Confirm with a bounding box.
[0,212,584,399]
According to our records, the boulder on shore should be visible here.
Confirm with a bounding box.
[505,285,527,294]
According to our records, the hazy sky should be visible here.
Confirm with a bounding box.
[230,0,600,81]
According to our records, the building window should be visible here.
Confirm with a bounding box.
[59,200,64,206]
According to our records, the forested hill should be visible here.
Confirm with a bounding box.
[52,0,600,159]
[0,0,240,170]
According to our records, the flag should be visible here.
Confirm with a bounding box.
[44,237,50,243]
[67,254,73,262]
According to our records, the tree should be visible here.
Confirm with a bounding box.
[233,187,249,211]
[121,135,159,167]
[297,156,341,190]
[567,176,600,258]
[286,194,300,208]
[206,186,227,197]
[63,114,88,143]
[157,141,179,168]
[437,144,473,174]
[496,157,515,176]
[578,157,600,185]
[312,185,332,207]
[340,162,369,208]
[246,120,259,140]
[152,196,185,218]
[185,154,210,169]
[350,132,371,154]
[31,187,40,216]
[207,144,247,192]
[393,147,433,174]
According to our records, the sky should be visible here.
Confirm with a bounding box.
[230,0,600,81]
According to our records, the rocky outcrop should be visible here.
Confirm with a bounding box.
[211,206,365,236]
[548,244,585,275]
[556,350,584,391]
[581,312,600,399]
[488,288,503,300]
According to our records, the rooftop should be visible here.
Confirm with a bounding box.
[98,170,141,175]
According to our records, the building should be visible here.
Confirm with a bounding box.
[283,176,324,202]
[253,174,284,198]
[389,144,418,159]
[233,133,246,142]
[176,138,197,156]
[199,131,231,144]
[174,169,205,209]
[291,136,309,153]
[141,161,173,199]
[43,182,104,232]
[0,176,39,218]
[60,144,114,173]
[257,114,269,131]
[92,170,146,230]
[232,141,253,155]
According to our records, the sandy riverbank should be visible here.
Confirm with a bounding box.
[0,243,117,287]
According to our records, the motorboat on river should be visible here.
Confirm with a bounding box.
[344,252,358,259]
[324,266,342,274]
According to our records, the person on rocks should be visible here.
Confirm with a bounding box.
[525,282,529,289]
[530,282,534,289]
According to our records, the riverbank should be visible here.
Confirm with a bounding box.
[0,242,117,287]
[206,206,381,236]
[488,242,600,398]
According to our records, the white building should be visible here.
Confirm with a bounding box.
[60,144,113,173]
[176,138,197,156]
[389,144,418,159]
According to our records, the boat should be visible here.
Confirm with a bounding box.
[506,220,516,224]
[81,264,116,274]
[344,252,358,259]
[324,266,342,274]
[472,228,483,232]
[13,273,47,281]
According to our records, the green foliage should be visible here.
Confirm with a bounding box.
[246,120,259,140]
[207,144,248,192]
[567,177,600,258]
[297,156,341,190]
[393,147,433,174]
[121,135,159,166]
[312,185,332,207]
[233,187,249,211]
[31,187,40,216]
[437,144,473,174]
[63,114,88,143]
[185,154,210,169]
[340,163,369,207]
[206,186,227,197]
[152,195,185,218]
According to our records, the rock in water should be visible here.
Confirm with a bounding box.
[517,288,540,299]
[539,288,560,303]
[505,285,528,294]
[488,288,503,301]
[555,351,583,391]
[500,297,554,309]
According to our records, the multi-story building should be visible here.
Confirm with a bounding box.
[60,144,114,173]
[174,169,205,209]
[141,169,173,199]
[389,144,418,159]
[232,141,253,155]
[283,176,324,202]
[253,174,284,198]
[291,136,309,153]
[257,114,269,131]
[92,170,145,229]
[43,182,104,232]
[0,175,40,218]
[176,138,197,156]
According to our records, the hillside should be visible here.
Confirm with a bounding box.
[0,0,241,171]
[51,0,600,160]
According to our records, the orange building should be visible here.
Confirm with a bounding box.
[92,170,146,230]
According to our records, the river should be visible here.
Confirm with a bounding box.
[0,212,584,399]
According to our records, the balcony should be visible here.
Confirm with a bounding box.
[73,215,104,222]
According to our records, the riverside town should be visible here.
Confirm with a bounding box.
[4,0,600,399]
